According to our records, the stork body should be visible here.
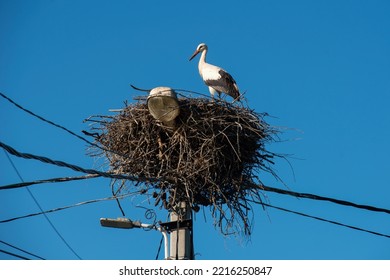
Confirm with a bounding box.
[189,43,240,101]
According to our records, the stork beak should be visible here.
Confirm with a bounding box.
[189,50,200,61]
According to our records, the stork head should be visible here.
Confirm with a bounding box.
[189,43,208,61]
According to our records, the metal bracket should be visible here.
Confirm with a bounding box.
[159,219,192,232]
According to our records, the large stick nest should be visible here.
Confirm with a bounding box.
[87,97,280,235]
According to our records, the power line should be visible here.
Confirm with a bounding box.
[0,91,138,161]
[0,192,140,224]
[2,189,389,240]
[0,92,97,147]
[0,140,155,182]
[0,174,101,190]
[2,143,387,217]
[0,249,30,260]
[3,150,82,260]
[3,140,390,239]
[1,143,389,217]
[260,185,390,215]
[3,172,389,217]
[261,202,390,239]
[0,240,45,260]
[155,236,164,260]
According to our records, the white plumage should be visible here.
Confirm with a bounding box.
[189,43,241,101]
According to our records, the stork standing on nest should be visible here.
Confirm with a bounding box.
[189,43,241,102]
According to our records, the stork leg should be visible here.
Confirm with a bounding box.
[208,86,217,101]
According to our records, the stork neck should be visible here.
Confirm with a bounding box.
[198,49,207,73]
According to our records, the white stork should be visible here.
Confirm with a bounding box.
[189,43,241,101]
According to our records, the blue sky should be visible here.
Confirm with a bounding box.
[1,0,390,260]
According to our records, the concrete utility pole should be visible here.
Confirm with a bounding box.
[168,202,193,260]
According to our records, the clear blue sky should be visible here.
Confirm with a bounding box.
[1,0,390,260]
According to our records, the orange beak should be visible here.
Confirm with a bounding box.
[189,49,200,61]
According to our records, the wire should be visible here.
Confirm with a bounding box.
[2,141,388,216]
[0,92,145,163]
[0,249,30,260]
[3,150,82,260]
[3,173,389,219]
[260,185,390,215]
[0,92,96,146]
[155,236,163,260]
[0,174,101,190]
[261,202,390,239]
[0,140,155,182]
[0,240,45,260]
[0,192,139,224]
[111,180,126,216]
[3,141,387,217]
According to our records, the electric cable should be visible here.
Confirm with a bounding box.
[155,236,163,260]
[0,92,147,162]
[0,249,30,260]
[0,140,155,182]
[261,202,390,239]
[0,92,96,146]
[2,144,389,218]
[0,174,101,190]
[3,150,82,260]
[0,192,140,224]
[260,185,390,215]
[0,240,45,260]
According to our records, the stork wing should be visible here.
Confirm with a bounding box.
[205,69,240,100]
